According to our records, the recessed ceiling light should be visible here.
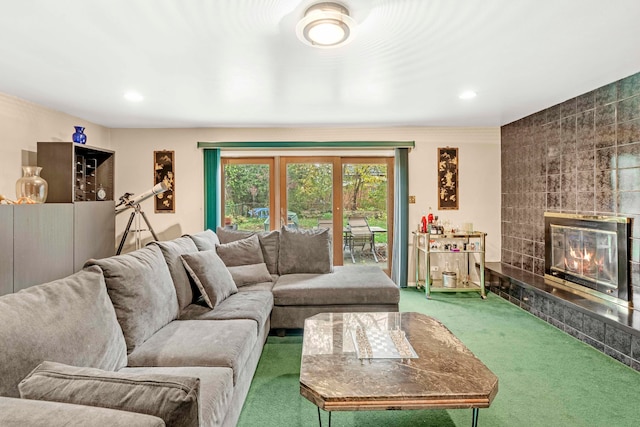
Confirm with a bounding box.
[296,2,356,48]
[124,91,144,102]
[459,91,477,100]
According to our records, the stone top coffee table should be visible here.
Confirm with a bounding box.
[300,312,498,427]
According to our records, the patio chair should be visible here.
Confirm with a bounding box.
[347,216,374,263]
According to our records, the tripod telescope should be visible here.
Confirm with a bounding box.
[115,182,169,255]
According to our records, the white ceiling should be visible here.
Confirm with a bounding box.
[1,0,639,129]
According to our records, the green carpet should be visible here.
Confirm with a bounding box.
[238,289,640,426]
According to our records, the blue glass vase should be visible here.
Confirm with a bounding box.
[72,126,87,144]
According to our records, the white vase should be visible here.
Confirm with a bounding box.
[15,166,48,203]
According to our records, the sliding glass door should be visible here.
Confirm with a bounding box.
[221,155,393,272]
[221,158,274,231]
[280,157,335,230]
[342,158,393,270]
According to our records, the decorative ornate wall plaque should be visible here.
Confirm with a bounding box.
[438,147,458,210]
[154,150,175,213]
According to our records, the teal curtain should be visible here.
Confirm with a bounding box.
[203,149,221,230]
[391,148,409,287]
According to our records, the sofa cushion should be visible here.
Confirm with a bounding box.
[149,237,200,311]
[272,265,399,305]
[277,226,333,274]
[235,280,276,293]
[19,361,199,427]
[0,266,127,398]
[127,320,258,385]
[85,245,179,354]
[215,234,264,267]
[227,263,273,287]
[0,396,165,427]
[216,228,280,274]
[122,366,234,427]
[186,229,220,251]
[178,291,274,334]
[181,250,238,309]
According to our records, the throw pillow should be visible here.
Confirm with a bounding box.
[19,361,199,427]
[278,226,333,274]
[215,227,253,243]
[215,228,280,274]
[180,250,238,309]
[255,230,280,275]
[227,263,273,287]
[215,234,264,267]
[186,229,220,251]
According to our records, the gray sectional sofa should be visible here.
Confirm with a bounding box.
[0,226,399,426]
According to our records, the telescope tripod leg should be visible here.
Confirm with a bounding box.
[139,209,159,241]
[117,211,136,255]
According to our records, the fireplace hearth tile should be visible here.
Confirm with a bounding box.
[583,316,606,342]
[581,333,605,352]
[604,325,632,355]
[564,307,584,330]
[548,299,565,323]
[532,293,549,314]
[604,346,632,366]
[485,263,640,371]
[632,336,640,360]
[549,317,564,330]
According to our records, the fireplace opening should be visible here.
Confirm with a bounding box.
[544,213,631,305]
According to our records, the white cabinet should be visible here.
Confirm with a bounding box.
[413,231,486,299]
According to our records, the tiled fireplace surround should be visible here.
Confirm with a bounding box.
[493,71,640,371]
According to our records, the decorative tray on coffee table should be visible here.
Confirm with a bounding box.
[351,326,418,359]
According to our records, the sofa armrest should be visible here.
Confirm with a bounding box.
[0,396,165,427]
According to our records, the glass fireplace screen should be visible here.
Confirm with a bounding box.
[550,225,618,289]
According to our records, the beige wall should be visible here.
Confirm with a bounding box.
[0,92,111,199]
[110,127,502,279]
[0,90,501,282]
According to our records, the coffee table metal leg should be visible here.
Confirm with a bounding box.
[316,407,331,427]
[471,408,479,427]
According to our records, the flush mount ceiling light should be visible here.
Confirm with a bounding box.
[296,2,356,48]
[124,91,144,102]
[459,90,477,100]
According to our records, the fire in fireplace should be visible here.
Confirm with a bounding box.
[544,213,631,305]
